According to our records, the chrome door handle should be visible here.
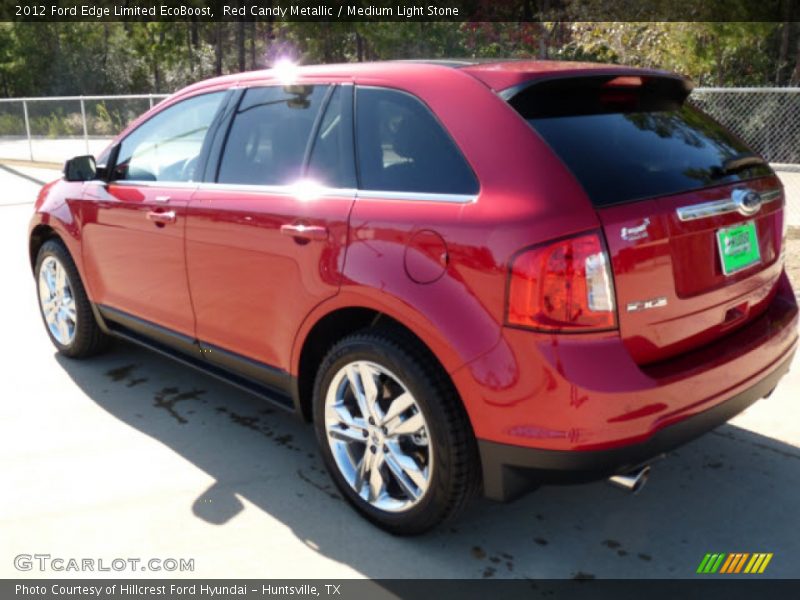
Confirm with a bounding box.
[280,223,328,241]
[147,210,176,224]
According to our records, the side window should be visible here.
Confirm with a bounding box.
[217,85,328,186]
[306,86,356,189]
[113,92,225,183]
[355,87,478,195]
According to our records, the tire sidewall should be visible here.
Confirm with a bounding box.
[35,240,98,357]
[313,335,456,532]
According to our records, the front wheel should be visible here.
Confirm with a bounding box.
[35,239,109,358]
[313,329,479,534]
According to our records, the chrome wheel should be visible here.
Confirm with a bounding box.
[324,360,433,512]
[38,255,77,346]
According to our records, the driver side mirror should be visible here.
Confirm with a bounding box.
[64,155,97,182]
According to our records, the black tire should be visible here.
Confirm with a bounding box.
[35,239,110,358]
[312,327,480,534]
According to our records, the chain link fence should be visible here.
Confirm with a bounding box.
[0,88,798,224]
[690,88,800,164]
[0,94,168,165]
[689,87,800,226]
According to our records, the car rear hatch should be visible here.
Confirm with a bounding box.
[506,73,786,364]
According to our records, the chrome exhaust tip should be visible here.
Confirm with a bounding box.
[608,465,651,495]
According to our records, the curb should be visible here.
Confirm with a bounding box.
[0,158,62,170]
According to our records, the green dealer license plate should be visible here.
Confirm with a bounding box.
[716,221,761,276]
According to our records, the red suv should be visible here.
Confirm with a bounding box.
[29,60,797,534]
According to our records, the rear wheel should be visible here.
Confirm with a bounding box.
[35,239,109,358]
[313,329,479,534]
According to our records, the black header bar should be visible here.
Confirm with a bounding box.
[1,0,798,23]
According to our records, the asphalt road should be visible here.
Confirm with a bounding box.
[1,164,799,580]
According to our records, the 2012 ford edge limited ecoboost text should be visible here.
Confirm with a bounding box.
[29,60,798,534]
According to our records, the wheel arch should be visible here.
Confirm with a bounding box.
[29,193,84,277]
[29,223,62,271]
[292,298,468,423]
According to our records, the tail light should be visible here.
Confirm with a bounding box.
[506,231,617,332]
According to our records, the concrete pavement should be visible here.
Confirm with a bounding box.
[1,166,798,580]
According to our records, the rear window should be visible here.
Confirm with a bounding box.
[508,76,772,207]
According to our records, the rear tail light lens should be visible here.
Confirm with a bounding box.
[507,231,617,332]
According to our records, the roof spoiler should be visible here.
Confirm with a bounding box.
[501,72,694,118]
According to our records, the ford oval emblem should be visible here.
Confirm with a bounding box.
[732,189,762,216]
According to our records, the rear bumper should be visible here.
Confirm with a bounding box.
[479,346,794,500]
[454,270,798,501]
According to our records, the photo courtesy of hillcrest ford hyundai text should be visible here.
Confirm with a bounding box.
[30,59,797,534]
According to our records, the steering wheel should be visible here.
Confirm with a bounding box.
[179,155,198,181]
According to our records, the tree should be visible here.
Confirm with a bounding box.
[0,21,797,98]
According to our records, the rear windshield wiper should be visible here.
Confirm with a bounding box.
[720,154,767,175]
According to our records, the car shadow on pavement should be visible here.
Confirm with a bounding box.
[55,340,800,579]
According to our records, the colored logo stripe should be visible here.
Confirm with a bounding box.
[744,553,773,574]
[697,553,773,574]
[720,553,749,573]
[719,553,736,573]
[697,553,726,573]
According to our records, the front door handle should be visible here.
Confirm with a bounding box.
[280,223,328,241]
[147,210,176,224]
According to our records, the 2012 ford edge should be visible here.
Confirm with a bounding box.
[29,60,798,534]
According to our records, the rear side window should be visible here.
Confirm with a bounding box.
[355,87,478,195]
[218,85,328,186]
[509,76,772,207]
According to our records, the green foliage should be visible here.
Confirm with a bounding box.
[93,101,127,136]
[0,112,24,136]
[0,21,797,98]
[562,22,784,86]
[26,108,84,138]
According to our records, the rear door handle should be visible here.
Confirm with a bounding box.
[147,210,176,224]
[280,223,328,241]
